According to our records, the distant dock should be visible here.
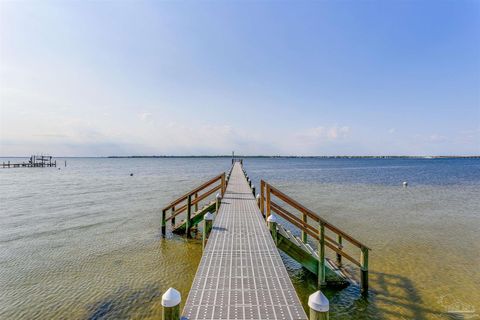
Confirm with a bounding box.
[2,155,57,168]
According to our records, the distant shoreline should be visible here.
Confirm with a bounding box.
[1,155,479,159]
[106,155,480,159]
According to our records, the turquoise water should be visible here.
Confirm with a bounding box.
[1,158,479,319]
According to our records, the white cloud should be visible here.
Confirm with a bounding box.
[296,125,350,142]
[138,112,152,122]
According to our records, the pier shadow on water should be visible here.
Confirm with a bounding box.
[289,262,456,320]
[86,284,163,320]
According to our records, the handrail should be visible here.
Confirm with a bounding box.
[267,183,369,250]
[161,172,226,237]
[166,184,222,222]
[261,180,370,292]
[163,173,225,212]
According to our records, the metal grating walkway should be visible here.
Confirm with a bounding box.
[182,163,308,320]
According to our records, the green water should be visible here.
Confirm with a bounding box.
[1,158,479,319]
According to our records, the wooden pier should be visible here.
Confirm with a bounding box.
[1,155,57,168]
[161,160,370,320]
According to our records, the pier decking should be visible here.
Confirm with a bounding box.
[182,162,308,320]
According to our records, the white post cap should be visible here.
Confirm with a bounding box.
[162,287,181,307]
[256,194,260,200]
[216,193,222,200]
[308,290,329,312]
[267,214,277,223]
[251,184,255,189]
[204,211,215,221]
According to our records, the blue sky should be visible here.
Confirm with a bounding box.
[0,0,479,156]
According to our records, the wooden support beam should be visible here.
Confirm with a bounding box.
[161,209,166,236]
[186,195,192,237]
[266,185,271,222]
[336,235,343,265]
[318,223,326,288]
[301,212,308,243]
[361,247,369,294]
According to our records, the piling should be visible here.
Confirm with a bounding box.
[162,287,181,320]
[202,212,215,249]
[318,223,326,287]
[361,247,369,293]
[161,209,167,236]
[336,235,343,265]
[256,194,260,208]
[308,290,329,320]
[252,184,256,196]
[216,193,222,213]
[267,214,278,245]
[186,194,192,237]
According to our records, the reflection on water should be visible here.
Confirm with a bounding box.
[1,157,479,319]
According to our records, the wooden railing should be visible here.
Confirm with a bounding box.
[161,173,226,236]
[260,180,370,292]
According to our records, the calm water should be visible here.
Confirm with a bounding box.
[1,158,479,319]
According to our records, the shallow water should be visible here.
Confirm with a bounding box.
[1,158,479,319]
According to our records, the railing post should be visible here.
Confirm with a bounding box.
[194,193,198,212]
[216,193,222,213]
[266,185,271,222]
[301,212,308,243]
[256,194,260,208]
[336,235,343,265]
[186,194,192,237]
[171,206,175,225]
[308,290,329,320]
[260,181,265,215]
[361,247,369,294]
[252,184,255,196]
[161,209,167,236]
[162,287,181,320]
[202,212,214,249]
[267,214,278,245]
[221,173,226,196]
[318,222,326,287]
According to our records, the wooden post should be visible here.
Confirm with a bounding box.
[252,185,255,196]
[267,214,278,245]
[336,235,343,265]
[216,193,222,213]
[318,223,326,287]
[186,195,192,237]
[162,288,181,320]
[221,173,226,196]
[301,212,308,243]
[361,247,369,294]
[194,193,198,212]
[256,194,260,208]
[266,185,271,222]
[260,181,265,215]
[202,212,214,249]
[308,290,329,320]
[171,206,175,225]
[161,209,167,236]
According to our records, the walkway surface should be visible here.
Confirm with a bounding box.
[182,162,308,320]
